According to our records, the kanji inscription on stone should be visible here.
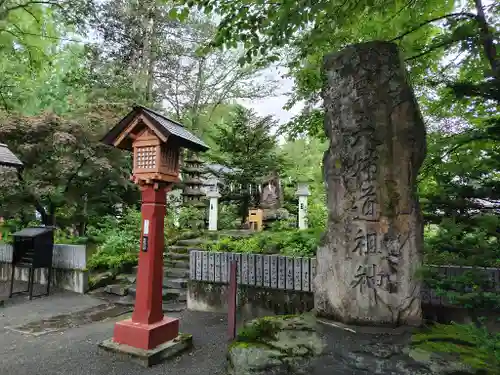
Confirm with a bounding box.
[286,257,294,290]
[208,252,215,282]
[270,255,278,289]
[263,255,271,287]
[195,251,202,280]
[278,256,286,290]
[202,251,209,281]
[255,255,263,286]
[214,252,221,282]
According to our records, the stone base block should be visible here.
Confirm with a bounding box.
[113,317,180,350]
[99,333,193,367]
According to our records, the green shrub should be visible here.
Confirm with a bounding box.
[412,322,500,373]
[87,231,138,272]
[423,216,500,267]
[218,203,240,230]
[86,208,192,272]
[179,205,205,229]
[86,208,142,272]
[202,228,320,257]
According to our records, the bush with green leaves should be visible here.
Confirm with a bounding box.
[179,205,206,229]
[203,228,320,257]
[412,322,500,373]
[86,208,142,272]
[86,208,198,272]
[218,203,240,230]
[421,215,500,314]
[424,216,500,267]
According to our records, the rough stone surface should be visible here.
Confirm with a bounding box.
[227,314,325,375]
[104,284,129,296]
[316,41,426,326]
[89,271,115,290]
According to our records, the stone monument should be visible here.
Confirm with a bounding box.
[314,41,426,326]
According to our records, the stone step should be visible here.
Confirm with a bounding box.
[162,288,187,302]
[168,245,204,254]
[164,252,190,261]
[114,295,186,313]
[163,277,188,289]
[176,238,208,246]
[164,267,190,278]
[164,259,189,269]
[127,287,187,302]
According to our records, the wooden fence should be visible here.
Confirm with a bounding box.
[189,250,500,305]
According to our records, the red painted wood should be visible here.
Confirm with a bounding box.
[132,185,168,324]
[111,183,180,350]
[113,317,180,350]
[228,260,237,340]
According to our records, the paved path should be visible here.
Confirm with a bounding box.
[0,282,416,375]
[0,282,228,375]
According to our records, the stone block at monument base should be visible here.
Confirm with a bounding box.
[98,333,193,367]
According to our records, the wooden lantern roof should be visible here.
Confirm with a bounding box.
[101,105,209,153]
[0,143,23,169]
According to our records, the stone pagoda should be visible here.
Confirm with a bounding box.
[181,152,206,210]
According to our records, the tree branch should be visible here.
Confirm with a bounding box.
[0,1,62,19]
[474,0,498,77]
[63,157,88,194]
[389,12,477,42]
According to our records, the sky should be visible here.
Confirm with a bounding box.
[238,66,304,125]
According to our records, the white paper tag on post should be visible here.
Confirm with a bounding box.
[143,219,150,235]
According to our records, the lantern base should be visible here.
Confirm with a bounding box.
[99,332,192,368]
[112,317,180,350]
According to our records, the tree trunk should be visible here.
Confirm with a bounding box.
[474,0,498,77]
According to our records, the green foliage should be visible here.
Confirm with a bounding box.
[203,228,320,257]
[179,205,206,230]
[86,208,188,271]
[236,318,279,343]
[412,322,500,373]
[209,105,284,220]
[218,203,240,230]
[420,266,500,312]
[423,217,500,267]
[280,137,327,234]
[86,208,142,272]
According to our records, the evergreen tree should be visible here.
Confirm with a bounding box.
[210,105,283,222]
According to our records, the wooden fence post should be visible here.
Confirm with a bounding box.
[228,259,238,341]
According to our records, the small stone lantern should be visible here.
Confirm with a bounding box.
[205,178,221,231]
[100,105,208,365]
[295,182,311,230]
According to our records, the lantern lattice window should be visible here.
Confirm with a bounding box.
[136,146,157,170]
[161,147,178,174]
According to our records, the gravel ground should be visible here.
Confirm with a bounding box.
[0,281,414,375]
[0,285,229,375]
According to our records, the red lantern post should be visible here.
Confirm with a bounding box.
[98,106,208,366]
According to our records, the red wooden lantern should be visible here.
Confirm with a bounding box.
[102,105,207,185]
[99,106,208,365]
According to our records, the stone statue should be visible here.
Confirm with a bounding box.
[314,41,426,326]
[257,172,289,221]
[261,182,279,209]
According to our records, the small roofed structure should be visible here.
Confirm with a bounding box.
[101,105,209,185]
[0,143,23,169]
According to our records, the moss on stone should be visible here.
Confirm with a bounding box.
[237,318,281,343]
[411,323,498,373]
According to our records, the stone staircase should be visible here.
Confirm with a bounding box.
[112,231,253,311]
